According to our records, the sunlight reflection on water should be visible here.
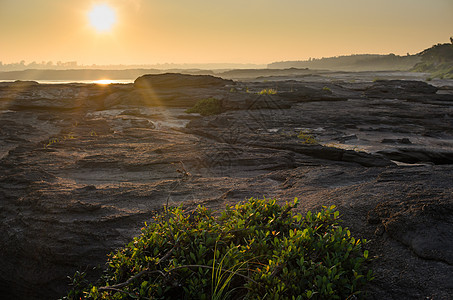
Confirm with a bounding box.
[0,79,134,85]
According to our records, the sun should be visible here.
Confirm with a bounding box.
[88,4,116,33]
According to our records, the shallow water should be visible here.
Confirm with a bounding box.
[0,79,134,85]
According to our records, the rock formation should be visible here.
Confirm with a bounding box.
[0,73,452,299]
[134,73,234,89]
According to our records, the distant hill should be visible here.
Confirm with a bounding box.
[217,68,316,79]
[411,43,453,79]
[268,41,453,77]
[268,54,420,71]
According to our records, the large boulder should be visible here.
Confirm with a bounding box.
[134,73,234,89]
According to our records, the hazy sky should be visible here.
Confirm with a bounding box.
[1,0,452,65]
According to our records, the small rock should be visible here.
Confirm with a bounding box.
[381,138,412,144]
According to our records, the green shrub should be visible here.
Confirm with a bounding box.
[258,88,277,95]
[66,198,373,299]
[322,86,332,94]
[186,98,222,116]
[297,130,318,145]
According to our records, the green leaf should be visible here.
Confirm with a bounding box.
[190,252,196,261]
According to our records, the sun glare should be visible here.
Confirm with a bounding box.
[88,4,116,33]
[94,79,114,85]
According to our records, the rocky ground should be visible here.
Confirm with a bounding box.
[0,72,452,299]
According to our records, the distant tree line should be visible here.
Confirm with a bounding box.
[0,61,267,72]
[0,60,80,71]
[0,61,170,71]
[268,54,420,71]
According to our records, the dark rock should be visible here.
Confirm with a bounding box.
[367,210,381,224]
[76,185,97,191]
[279,87,348,102]
[221,93,292,111]
[334,134,358,142]
[0,84,128,111]
[130,119,155,128]
[378,148,453,164]
[9,80,40,87]
[245,94,292,109]
[134,73,234,89]
[120,109,146,117]
[371,191,453,265]
[381,138,412,144]
[67,200,102,212]
[365,80,438,98]
[185,123,395,168]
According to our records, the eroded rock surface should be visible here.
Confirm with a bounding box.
[0,73,453,299]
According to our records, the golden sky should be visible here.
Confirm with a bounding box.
[1,0,452,65]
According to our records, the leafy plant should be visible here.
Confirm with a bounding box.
[258,88,277,95]
[297,130,318,145]
[66,198,373,299]
[44,133,76,149]
[186,98,222,116]
[322,86,332,94]
[65,270,90,300]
